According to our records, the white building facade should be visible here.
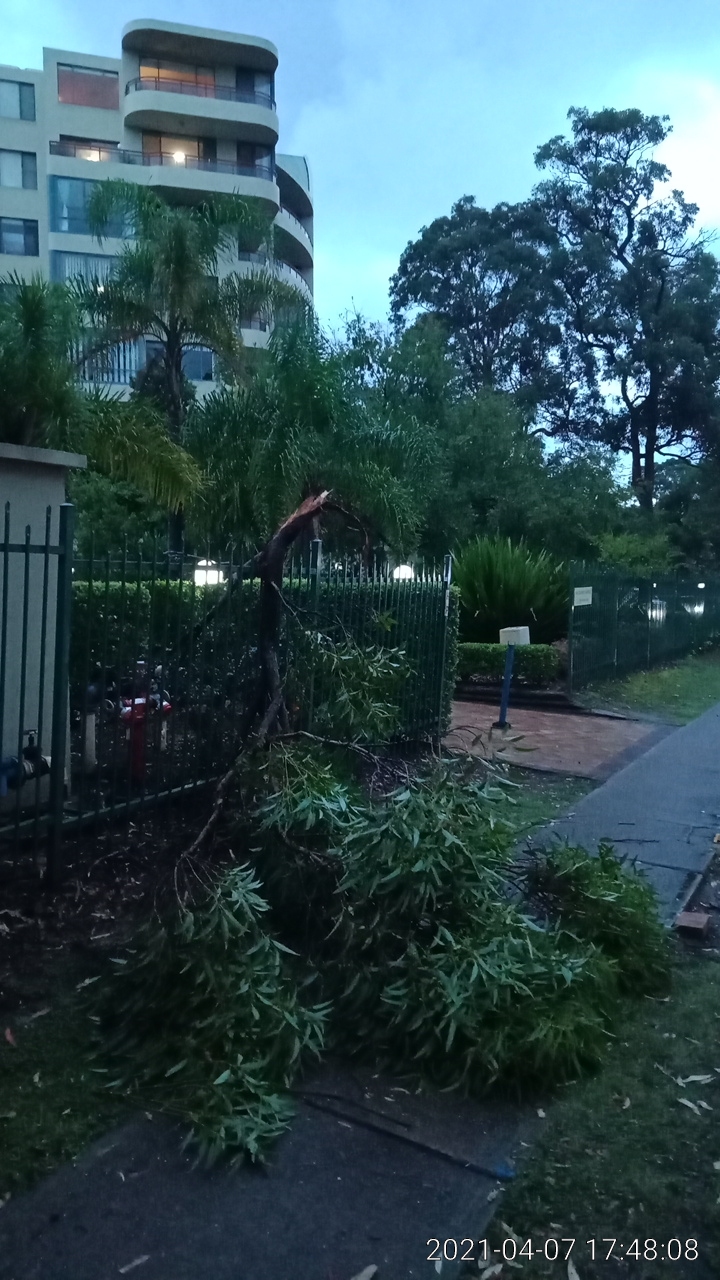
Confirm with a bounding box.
[0,18,313,386]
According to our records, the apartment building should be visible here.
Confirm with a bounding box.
[0,18,313,385]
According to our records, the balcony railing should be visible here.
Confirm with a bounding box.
[279,204,313,245]
[125,77,275,110]
[49,139,275,181]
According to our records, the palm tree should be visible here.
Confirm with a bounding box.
[76,181,307,552]
[77,181,307,440]
[184,315,435,554]
[0,274,200,513]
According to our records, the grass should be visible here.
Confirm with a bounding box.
[0,980,126,1201]
[476,954,720,1280]
[503,767,593,837]
[579,648,720,725]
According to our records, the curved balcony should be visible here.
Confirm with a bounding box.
[274,206,313,270]
[125,77,275,111]
[124,77,278,144]
[49,140,279,212]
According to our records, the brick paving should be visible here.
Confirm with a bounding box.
[446,700,672,779]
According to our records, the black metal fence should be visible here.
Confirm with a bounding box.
[568,565,720,692]
[0,504,456,883]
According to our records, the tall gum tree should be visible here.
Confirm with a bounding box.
[532,107,720,510]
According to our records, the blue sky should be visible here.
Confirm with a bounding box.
[6,0,720,331]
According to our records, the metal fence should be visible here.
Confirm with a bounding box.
[0,504,454,883]
[568,565,720,692]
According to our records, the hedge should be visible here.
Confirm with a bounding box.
[70,579,460,743]
[457,642,560,687]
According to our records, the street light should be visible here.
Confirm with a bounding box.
[194,559,224,586]
[392,564,414,580]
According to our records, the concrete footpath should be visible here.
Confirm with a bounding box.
[1,705,718,1279]
[535,699,720,919]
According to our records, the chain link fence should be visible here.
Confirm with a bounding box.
[568,565,720,693]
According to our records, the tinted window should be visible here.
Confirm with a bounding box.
[0,80,35,120]
[57,65,119,110]
[0,218,39,256]
[49,176,126,237]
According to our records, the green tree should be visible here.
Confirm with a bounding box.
[80,181,303,440]
[184,316,434,554]
[0,274,200,513]
[532,107,720,508]
[389,197,561,415]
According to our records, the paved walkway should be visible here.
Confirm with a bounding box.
[534,699,720,919]
[447,700,671,779]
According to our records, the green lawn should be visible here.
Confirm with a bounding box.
[502,767,593,838]
[477,955,720,1280]
[579,648,720,724]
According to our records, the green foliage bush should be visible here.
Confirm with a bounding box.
[523,841,671,995]
[96,752,672,1164]
[457,642,560,685]
[94,864,327,1165]
[453,536,568,644]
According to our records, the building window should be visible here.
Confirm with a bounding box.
[139,60,215,89]
[237,143,274,174]
[50,250,116,282]
[142,134,216,164]
[49,176,127,236]
[0,150,37,188]
[182,348,214,381]
[56,136,120,162]
[57,65,119,110]
[236,68,274,105]
[0,217,39,256]
[0,79,35,120]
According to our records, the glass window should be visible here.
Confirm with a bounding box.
[0,151,37,189]
[0,218,39,256]
[140,60,215,88]
[0,80,35,120]
[0,150,22,187]
[182,348,214,381]
[50,250,116,282]
[49,176,126,236]
[57,65,119,110]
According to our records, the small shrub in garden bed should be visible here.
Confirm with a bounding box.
[457,642,561,686]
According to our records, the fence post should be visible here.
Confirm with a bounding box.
[306,538,322,733]
[45,503,74,890]
[434,554,453,751]
[567,563,575,699]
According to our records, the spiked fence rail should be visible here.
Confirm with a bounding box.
[0,508,457,882]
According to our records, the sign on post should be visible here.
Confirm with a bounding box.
[573,586,593,608]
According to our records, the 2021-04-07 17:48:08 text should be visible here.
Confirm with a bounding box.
[426,1238,700,1263]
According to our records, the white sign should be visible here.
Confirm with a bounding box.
[573,586,593,607]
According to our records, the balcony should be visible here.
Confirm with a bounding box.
[125,76,275,110]
[123,75,279,144]
[49,139,275,182]
[279,204,313,246]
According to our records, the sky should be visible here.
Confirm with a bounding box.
[6,0,720,332]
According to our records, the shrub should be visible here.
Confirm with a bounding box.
[453,537,568,644]
[328,764,619,1090]
[93,864,327,1166]
[523,841,671,995]
[457,642,560,686]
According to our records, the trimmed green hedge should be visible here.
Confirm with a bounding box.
[457,642,560,687]
[70,579,460,743]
